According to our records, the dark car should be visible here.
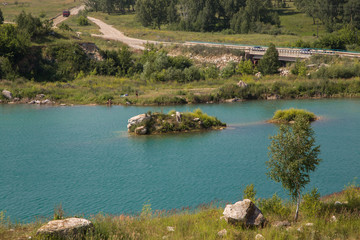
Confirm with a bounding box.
[63,10,70,17]
[252,46,265,52]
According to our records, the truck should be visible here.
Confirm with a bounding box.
[62,10,70,17]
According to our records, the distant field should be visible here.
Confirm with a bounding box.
[87,3,327,48]
[0,0,81,21]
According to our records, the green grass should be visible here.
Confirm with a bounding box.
[62,15,101,36]
[278,3,327,37]
[1,0,81,22]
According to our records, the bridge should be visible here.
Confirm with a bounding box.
[185,41,360,62]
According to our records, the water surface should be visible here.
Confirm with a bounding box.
[1,99,359,221]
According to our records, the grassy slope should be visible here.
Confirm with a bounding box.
[1,0,81,22]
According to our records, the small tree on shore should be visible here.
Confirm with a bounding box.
[258,43,280,75]
[267,115,321,221]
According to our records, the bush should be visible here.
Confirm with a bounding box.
[16,11,51,39]
[258,194,291,219]
[220,62,237,78]
[243,184,257,202]
[77,16,89,26]
[272,108,316,123]
[302,188,322,218]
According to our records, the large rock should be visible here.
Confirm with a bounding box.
[223,199,266,227]
[36,218,93,239]
[2,90,13,100]
[127,114,151,130]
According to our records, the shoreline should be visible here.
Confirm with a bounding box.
[1,95,360,107]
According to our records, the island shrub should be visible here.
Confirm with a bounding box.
[272,108,316,123]
[129,109,226,135]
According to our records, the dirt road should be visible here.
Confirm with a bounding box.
[87,17,164,50]
[52,5,85,27]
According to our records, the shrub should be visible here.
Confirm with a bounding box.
[302,188,322,218]
[58,23,72,31]
[344,180,360,207]
[77,16,89,26]
[258,194,291,219]
[243,184,257,202]
[220,62,237,79]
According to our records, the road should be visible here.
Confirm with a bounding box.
[52,5,86,27]
[87,17,163,50]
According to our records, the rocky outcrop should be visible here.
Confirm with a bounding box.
[267,94,280,100]
[127,114,151,130]
[36,218,93,239]
[223,199,266,227]
[2,90,13,100]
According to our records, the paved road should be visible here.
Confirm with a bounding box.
[52,5,85,27]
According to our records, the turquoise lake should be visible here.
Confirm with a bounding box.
[1,99,360,222]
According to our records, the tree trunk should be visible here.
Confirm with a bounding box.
[294,191,301,222]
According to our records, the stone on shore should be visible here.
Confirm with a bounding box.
[272,220,291,228]
[36,218,93,239]
[2,90,13,100]
[223,199,266,227]
[217,229,227,237]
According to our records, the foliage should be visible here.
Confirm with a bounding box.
[237,60,256,75]
[0,24,30,63]
[344,180,360,207]
[291,59,307,77]
[258,43,280,75]
[15,11,51,40]
[302,188,322,218]
[85,0,136,14]
[135,0,169,29]
[258,193,291,219]
[44,43,91,81]
[243,184,257,202]
[267,115,321,220]
[77,16,90,26]
[272,108,316,123]
[58,23,73,31]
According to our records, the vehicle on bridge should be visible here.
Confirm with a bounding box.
[300,48,312,54]
[62,10,70,17]
[252,46,266,52]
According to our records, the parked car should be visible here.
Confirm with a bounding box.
[63,10,70,17]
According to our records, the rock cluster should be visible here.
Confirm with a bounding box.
[222,199,266,227]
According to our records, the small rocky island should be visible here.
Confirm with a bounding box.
[269,108,317,124]
[127,109,226,135]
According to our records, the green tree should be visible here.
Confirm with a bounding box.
[258,43,280,75]
[136,0,168,29]
[243,184,257,202]
[267,116,321,221]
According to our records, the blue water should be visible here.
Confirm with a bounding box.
[1,99,359,222]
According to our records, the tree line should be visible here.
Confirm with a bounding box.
[294,0,360,31]
[136,0,281,33]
